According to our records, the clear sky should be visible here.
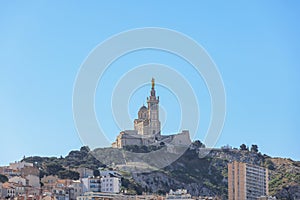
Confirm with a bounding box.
[0,1,299,166]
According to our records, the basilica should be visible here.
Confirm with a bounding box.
[112,78,191,148]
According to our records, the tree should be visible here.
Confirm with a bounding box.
[265,159,275,170]
[93,169,100,177]
[157,189,166,195]
[240,144,248,151]
[0,174,8,183]
[80,146,90,153]
[58,170,80,180]
[193,140,205,148]
[251,144,258,153]
[45,162,64,175]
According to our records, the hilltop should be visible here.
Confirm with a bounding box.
[20,142,300,199]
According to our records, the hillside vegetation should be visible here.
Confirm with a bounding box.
[21,143,300,199]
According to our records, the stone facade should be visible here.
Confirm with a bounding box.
[112,78,191,148]
[134,78,161,137]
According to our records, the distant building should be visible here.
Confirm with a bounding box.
[0,166,20,177]
[77,192,165,200]
[69,180,82,200]
[1,182,16,198]
[112,78,191,148]
[41,175,58,185]
[76,167,94,178]
[20,166,40,177]
[166,189,193,200]
[26,174,40,188]
[228,161,269,200]
[81,177,101,193]
[0,161,37,179]
[8,176,26,186]
[0,182,31,198]
[41,177,82,200]
[41,175,59,192]
[100,171,121,194]
[1,176,40,199]
[100,176,120,194]
[52,181,70,200]
[221,144,232,150]
[77,192,119,200]
[49,179,76,200]
[9,161,33,171]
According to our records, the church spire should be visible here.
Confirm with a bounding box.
[152,78,155,89]
[151,78,156,97]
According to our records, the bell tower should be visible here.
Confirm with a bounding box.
[147,78,161,136]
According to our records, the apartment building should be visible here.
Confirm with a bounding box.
[228,161,268,200]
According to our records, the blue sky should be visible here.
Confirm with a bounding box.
[0,1,299,165]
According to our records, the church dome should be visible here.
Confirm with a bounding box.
[138,105,148,119]
[139,105,147,111]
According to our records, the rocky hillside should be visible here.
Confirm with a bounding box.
[267,157,300,199]
[21,143,300,199]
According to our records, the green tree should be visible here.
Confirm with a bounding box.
[58,170,80,180]
[45,162,64,175]
[0,174,8,183]
[193,140,205,148]
[80,146,90,153]
[265,159,275,170]
[251,144,259,153]
[93,169,100,177]
[240,144,248,151]
[157,189,166,195]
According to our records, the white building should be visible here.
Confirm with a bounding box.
[81,177,101,193]
[100,176,120,193]
[166,189,193,200]
[100,170,121,194]
[81,170,121,194]
[77,192,120,200]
